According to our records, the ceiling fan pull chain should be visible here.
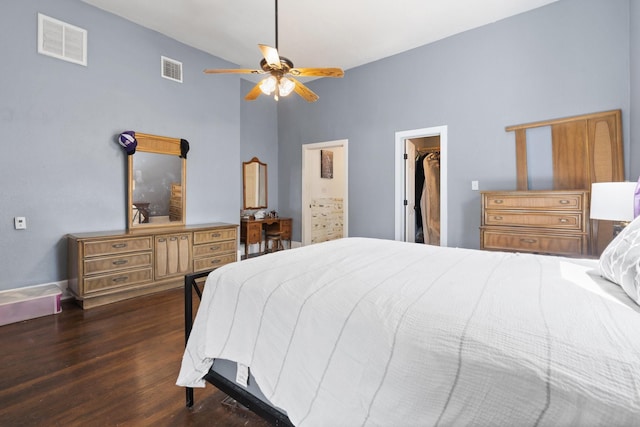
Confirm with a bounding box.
[275,0,278,50]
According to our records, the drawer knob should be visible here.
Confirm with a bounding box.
[211,233,221,238]
[493,216,503,220]
[520,238,537,244]
[559,200,570,204]
[209,245,220,251]
[112,243,128,249]
[170,237,178,241]
[113,260,128,266]
[494,199,503,204]
[210,259,221,265]
[112,276,128,283]
[559,218,569,223]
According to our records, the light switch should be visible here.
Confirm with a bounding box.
[471,181,479,191]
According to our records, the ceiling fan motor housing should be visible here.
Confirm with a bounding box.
[260,57,294,72]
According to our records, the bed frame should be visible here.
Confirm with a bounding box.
[184,270,294,426]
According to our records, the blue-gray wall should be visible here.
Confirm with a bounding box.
[277,0,634,249]
[240,79,279,212]
[2,0,638,292]
[1,0,243,291]
[631,0,640,180]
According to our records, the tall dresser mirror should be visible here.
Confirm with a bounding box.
[243,157,267,209]
[128,132,186,229]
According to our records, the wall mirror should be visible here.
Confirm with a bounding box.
[243,157,267,209]
[128,132,186,230]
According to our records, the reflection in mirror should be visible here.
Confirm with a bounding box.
[243,157,267,209]
[127,132,186,229]
[132,152,182,223]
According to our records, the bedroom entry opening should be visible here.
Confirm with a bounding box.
[301,139,349,246]
[394,126,448,246]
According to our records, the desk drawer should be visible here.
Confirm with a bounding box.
[84,267,152,293]
[481,230,584,256]
[84,252,152,276]
[483,211,583,230]
[279,219,292,239]
[193,228,237,245]
[193,253,237,272]
[83,237,152,257]
[193,240,236,258]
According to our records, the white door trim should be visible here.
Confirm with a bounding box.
[302,139,349,246]
[394,126,448,246]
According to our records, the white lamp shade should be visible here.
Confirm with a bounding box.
[590,182,636,221]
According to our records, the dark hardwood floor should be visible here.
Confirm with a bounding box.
[0,288,274,426]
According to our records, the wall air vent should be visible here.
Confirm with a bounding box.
[161,56,183,83]
[37,13,87,66]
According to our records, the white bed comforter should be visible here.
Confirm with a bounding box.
[177,238,640,426]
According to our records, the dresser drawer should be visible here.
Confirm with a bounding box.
[483,211,584,230]
[481,230,584,256]
[83,237,153,257]
[193,240,236,258]
[84,268,153,294]
[83,253,152,276]
[193,253,237,272]
[483,193,584,211]
[193,228,237,245]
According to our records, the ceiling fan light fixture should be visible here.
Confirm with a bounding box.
[259,75,277,95]
[278,77,295,97]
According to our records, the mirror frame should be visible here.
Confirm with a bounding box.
[242,157,268,210]
[127,132,186,230]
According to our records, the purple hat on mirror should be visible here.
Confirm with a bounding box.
[118,131,137,155]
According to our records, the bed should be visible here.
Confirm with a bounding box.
[177,226,640,426]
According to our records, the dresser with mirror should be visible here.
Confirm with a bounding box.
[67,132,237,309]
[240,157,291,258]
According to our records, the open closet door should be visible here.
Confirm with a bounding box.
[405,141,416,243]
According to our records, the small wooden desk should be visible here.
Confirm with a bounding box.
[240,218,292,258]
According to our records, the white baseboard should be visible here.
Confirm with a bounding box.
[2,280,72,300]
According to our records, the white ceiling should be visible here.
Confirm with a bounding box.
[81,0,559,71]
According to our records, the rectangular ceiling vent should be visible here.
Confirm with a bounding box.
[37,13,87,66]
[161,56,183,83]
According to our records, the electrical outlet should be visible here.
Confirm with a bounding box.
[14,217,26,230]
[471,180,479,191]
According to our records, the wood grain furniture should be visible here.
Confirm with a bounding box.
[127,132,187,230]
[67,222,237,309]
[240,218,292,258]
[505,109,623,255]
[480,190,589,256]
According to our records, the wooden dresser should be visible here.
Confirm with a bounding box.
[480,190,589,257]
[67,223,237,309]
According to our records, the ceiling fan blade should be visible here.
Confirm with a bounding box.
[204,68,262,75]
[289,67,344,78]
[291,78,319,103]
[258,44,281,69]
[245,83,263,101]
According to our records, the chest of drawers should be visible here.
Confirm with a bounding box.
[67,223,237,309]
[480,190,589,256]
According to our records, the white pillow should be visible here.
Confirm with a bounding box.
[599,215,640,305]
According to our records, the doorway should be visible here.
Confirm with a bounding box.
[394,126,448,246]
[301,139,349,246]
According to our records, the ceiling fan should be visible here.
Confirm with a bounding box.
[203,0,344,102]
